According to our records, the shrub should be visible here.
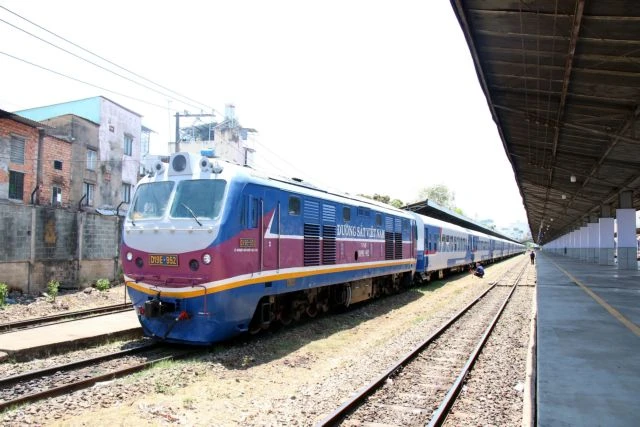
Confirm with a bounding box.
[96,278,110,291]
[0,282,8,307]
[47,279,60,301]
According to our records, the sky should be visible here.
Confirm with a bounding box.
[0,0,529,230]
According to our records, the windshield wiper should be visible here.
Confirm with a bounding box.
[180,203,202,226]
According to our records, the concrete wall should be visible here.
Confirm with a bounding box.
[99,98,141,208]
[0,202,32,261]
[0,202,121,294]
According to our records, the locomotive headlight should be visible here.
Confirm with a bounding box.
[202,253,212,265]
[126,252,133,261]
[172,154,187,172]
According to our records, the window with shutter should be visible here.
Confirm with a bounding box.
[10,136,25,164]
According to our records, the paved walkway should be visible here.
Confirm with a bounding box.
[536,253,640,426]
[0,310,140,360]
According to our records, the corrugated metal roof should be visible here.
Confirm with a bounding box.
[450,0,640,244]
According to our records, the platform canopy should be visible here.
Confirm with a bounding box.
[449,0,640,244]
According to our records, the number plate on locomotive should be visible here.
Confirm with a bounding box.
[149,254,179,266]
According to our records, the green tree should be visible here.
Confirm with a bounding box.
[390,199,404,209]
[358,193,403,208]
[418,184,456,209]
[452,206,465,216]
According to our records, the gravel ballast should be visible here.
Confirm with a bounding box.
[1,255,534,426]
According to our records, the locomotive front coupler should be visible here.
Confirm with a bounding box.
[143,292,176,318]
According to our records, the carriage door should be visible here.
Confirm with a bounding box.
[246,193,263,271]
[262,190,280,270]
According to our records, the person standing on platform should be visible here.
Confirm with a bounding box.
[530,250,536,265]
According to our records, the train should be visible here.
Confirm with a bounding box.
[121,152,525,345]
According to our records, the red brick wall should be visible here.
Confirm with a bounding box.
[40,136,73,206]
[0,118,39,204]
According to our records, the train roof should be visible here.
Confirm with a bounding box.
[405,199,523,244]
[143,153,415,220]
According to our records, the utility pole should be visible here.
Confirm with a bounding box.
[174,112,216,153]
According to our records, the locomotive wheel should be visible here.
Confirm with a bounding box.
[279,311,293,326]
[248,320,262,335]
[306,303,318,318]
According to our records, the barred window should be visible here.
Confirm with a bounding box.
[9,171,24,200]
[84,182,95,206]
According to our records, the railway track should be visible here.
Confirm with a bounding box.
[0,303,133,334]
[0,342,199,412]
[316,258,530,426]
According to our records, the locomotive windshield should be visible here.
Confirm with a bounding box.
[129,182,174,220]
[170,179,226,220]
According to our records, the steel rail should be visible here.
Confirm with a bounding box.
[0,303,133,334]
[427,262,528,427]
[0,342,159,387]
[0,347,199,412]
[315,258,529,426]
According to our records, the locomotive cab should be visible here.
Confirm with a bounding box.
[122,151,231,287]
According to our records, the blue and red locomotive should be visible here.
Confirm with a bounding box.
[121,152,523,345]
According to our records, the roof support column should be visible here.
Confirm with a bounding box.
[587,214,599,263]
[579,219,589,262]
[598,204,615,266]
[567,230,576,258]
[616,191,638,270]
[573,227,581,259]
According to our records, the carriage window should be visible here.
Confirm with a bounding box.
[343,206,351,222]
[357,207,370,217]
[288,196,300,215]
[249,197,259,228]
[375,213,382,226]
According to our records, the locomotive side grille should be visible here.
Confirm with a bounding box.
[304,223,321,266]
[305,200,319,222]
[322,225,336,265]
[385,231,394,260]
[322,204,336,223]
[385,217,394,231]
[394,232,403,259]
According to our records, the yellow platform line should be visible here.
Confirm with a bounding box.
[546,256,640,337]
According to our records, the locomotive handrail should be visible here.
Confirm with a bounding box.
[125,225,214,232]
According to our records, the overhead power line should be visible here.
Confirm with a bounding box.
[0,5,215,113]
[1,51,172,111]
[0,13,213,113]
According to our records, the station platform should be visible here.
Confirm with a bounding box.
[536,252,640,426]
[0,310,141,361]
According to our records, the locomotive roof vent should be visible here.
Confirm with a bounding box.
[169,152,194,176]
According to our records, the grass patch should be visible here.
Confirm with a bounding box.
[182,397,196,409]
